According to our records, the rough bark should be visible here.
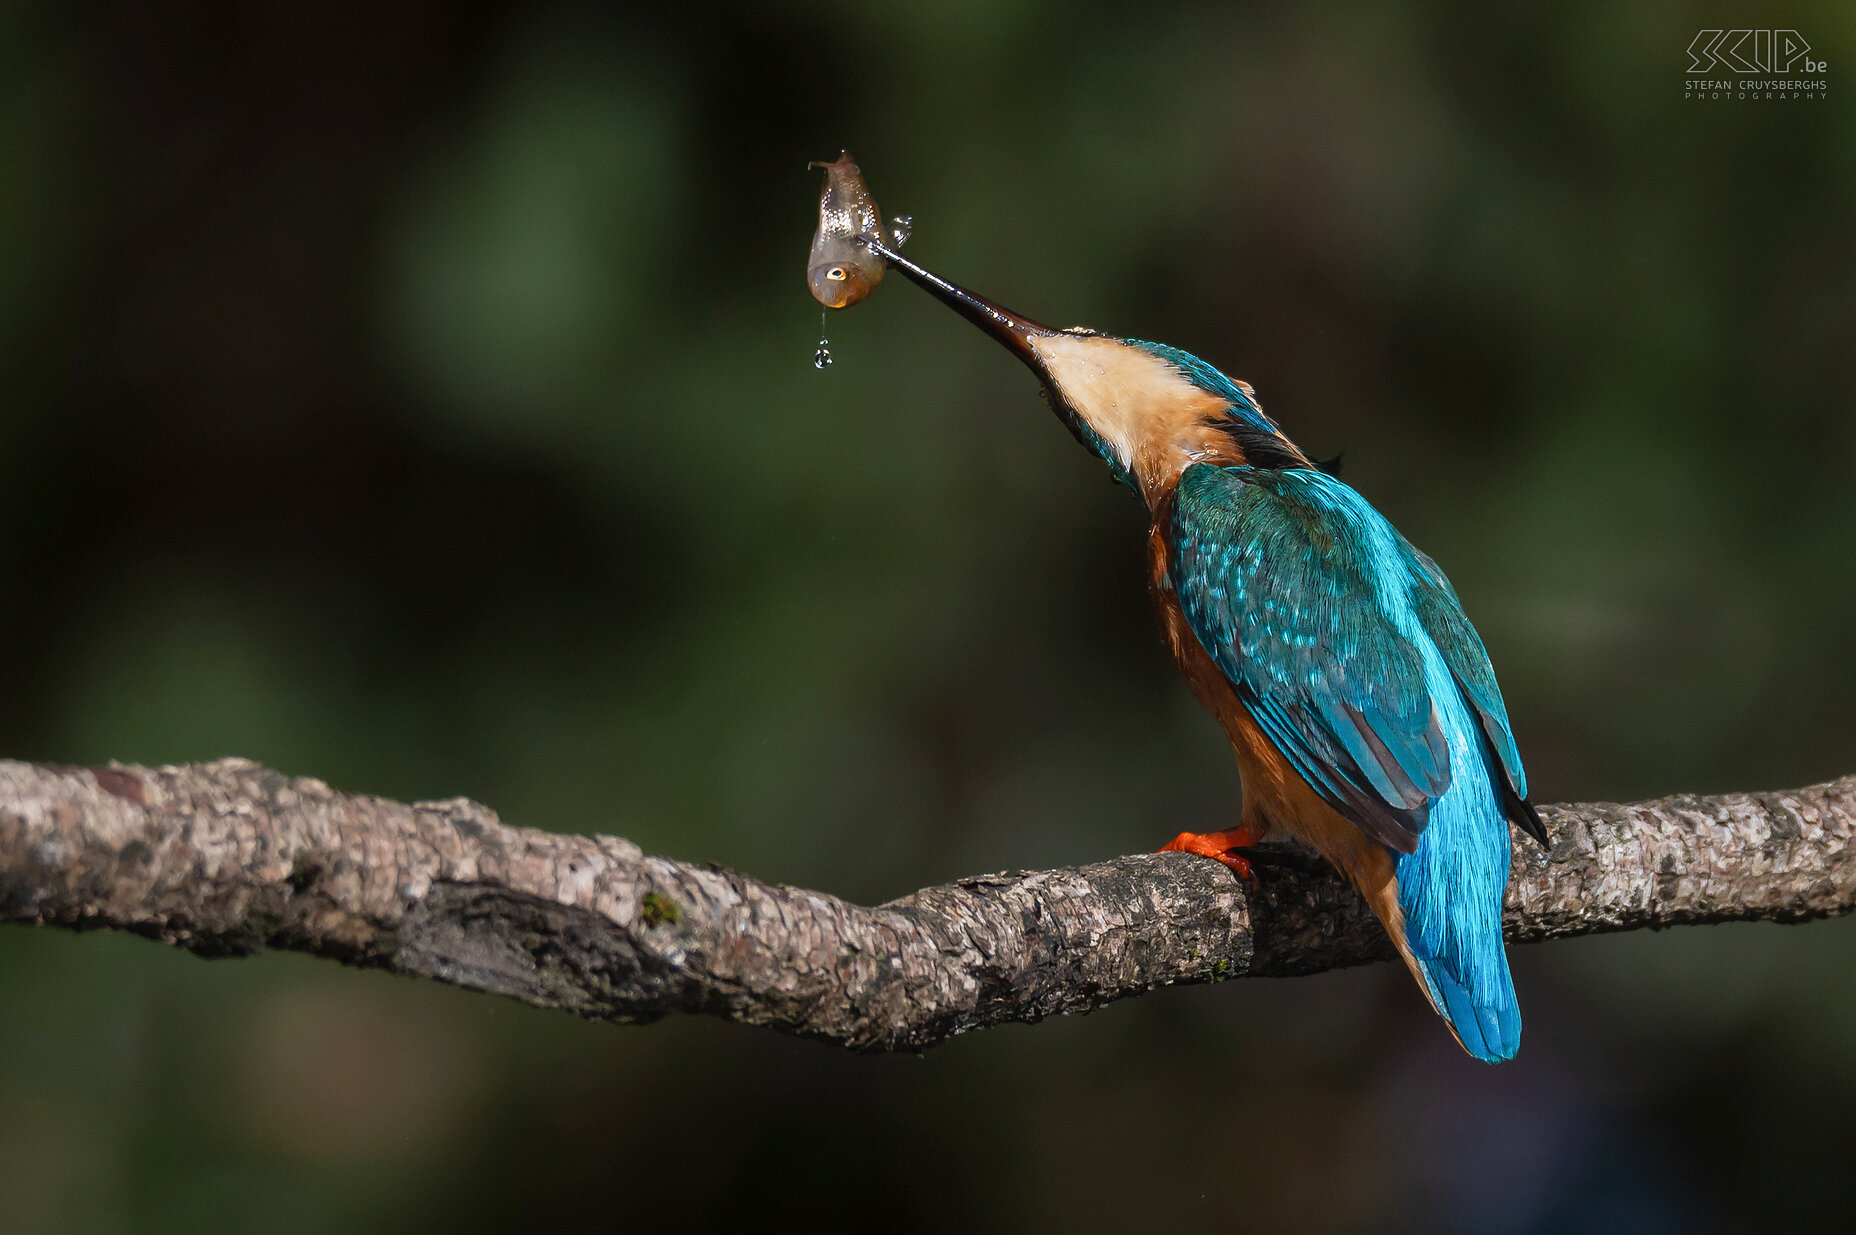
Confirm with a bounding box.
[1,758,1850,1051]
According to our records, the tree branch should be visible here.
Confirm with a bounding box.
[1,758,1851,1051]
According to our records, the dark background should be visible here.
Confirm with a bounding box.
[2,2,1852,1231]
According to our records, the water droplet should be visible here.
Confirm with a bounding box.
[813,307,834,369]
[888,215,912,247]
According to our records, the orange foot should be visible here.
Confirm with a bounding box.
[1159,825,1267,881]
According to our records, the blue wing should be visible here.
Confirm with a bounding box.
[1405,545,1546,843]
[1170,463,1540,1061]
[1166,464,1454,854]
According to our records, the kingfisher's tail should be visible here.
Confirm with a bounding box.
[1409,948,1521,1064]
[1392,803,1523,1063]
[1354,845,1522,1065]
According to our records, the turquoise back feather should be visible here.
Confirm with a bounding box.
[1168,464,1526,1062]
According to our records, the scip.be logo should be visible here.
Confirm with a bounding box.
[1686,30,1824,74]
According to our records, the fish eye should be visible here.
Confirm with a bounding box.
[827,266,849,282]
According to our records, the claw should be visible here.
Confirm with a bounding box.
[1159,825,1266,882]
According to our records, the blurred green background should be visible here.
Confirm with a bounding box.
[2,2,1852,1231]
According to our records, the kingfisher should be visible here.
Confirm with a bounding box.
[860,237,1548,1062]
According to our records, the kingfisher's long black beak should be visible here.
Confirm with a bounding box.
[858,237,1056,374]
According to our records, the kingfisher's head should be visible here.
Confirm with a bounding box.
[863,239,1311,504]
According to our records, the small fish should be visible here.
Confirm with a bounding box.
[807,152,891,309]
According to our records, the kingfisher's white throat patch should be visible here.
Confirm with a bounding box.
[1027,333,1236,497]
